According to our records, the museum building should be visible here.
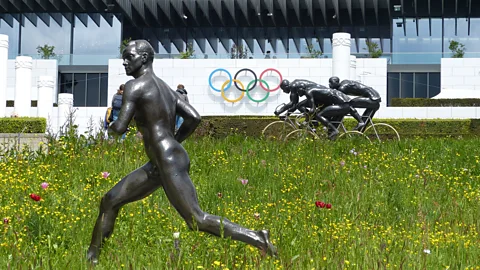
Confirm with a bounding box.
[0,0,479,108]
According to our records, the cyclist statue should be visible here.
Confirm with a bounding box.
[296,84,365,140]
[328,76,381,131]
[274,79,325,116]
[87,39,277,264]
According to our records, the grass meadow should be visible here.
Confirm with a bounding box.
[1,131,480,269]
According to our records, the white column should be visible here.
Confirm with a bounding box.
[37,76,54,120]
[332,32,351,82]
[57,93,73,133]
[0,35,8,117]
[14,56,33,117]
[350,55,357,81]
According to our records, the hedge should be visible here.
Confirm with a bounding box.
[391,98,480,107]
[0,117,47,133]
[193,116,478,138]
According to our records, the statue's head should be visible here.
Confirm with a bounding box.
[122,40,155,77]
[280,79,290,93]
[329,76,340,89]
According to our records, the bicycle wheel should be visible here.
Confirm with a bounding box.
[337,130,371,142]
[363,123,400,142]
[262,121,297,141]
[285,129,319,142]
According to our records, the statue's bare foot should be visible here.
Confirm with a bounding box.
[258,230,278,257]
[87,247,99,265]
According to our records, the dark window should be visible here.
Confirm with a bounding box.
[86,73,100,107]
[100,73,108,106]
[428,73,441,98]
[60,73,73,94]
[59,72,108,107]
[73,73,86,107]
[414,73,428,98]
[387,72,441,105]
[387,72,400,105]
[400,73,414,98]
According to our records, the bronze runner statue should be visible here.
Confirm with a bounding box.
[87,40,277,264]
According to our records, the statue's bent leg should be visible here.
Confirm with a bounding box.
[350,98,380,131]
[87,161,162,263]
[317,104,350,139]
[160,163,277,256]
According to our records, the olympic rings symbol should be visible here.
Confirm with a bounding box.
[208,68,283,103]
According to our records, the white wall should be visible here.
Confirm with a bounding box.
[7,57,480,136]
[107,58,388,116]
[4,59,57,118]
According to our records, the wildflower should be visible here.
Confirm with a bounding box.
[3,217,8,224]
[217,192,223,198]
[326,203,332,209]
[214,261,221,266]
[40,182,49,189]
[173,232,180,239]
[315,201,326,208]
[339,160,345,167]
[349,148,355,154]
[363,165,367,169]
[254,213,260,219]
[423,249,431,254]
[101,172,110,179]
[239,178,248,185]
[29,193,41,201]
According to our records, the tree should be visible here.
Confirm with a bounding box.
[36,44,56,59]
[364,40,383,58]
[119,37,132,57]
[180,43,195,59]
[303,43,323,58]
[230,44,248,59]
[449,40,466,58]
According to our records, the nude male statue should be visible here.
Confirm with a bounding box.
[297,85,365,140]
[329,76,381,131]
[274,79,325,116]
[86,40,276,264]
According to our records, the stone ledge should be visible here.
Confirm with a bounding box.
[0,133,47,153]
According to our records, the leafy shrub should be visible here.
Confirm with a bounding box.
[391,98,480,107]
[0,117,46,133]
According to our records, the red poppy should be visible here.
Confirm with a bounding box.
[29,193,41,201]
[315,201,326,208]
[326,203,332,209]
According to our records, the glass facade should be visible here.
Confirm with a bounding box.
[387,72,441,105]
[0,13,121,65]
[59,73,108,107]
[1,13,480,64]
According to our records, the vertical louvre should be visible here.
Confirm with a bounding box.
[223,0,235,22]
[304,0,313,25]
[210,0,223,21]
[184,0,197,22]
[317,0,327,25]
[346,0,352,24]
[238,0,249,25]
[359,0,366,25]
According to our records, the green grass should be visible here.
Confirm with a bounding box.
[1,133,480,269]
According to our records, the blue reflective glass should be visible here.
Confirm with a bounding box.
[21,14,71,56]
[73,14,121,56]
[0,19,19,58]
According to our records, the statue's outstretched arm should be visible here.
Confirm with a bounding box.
[109,81,137,135]
[175,98,201,143]
[306,94,316,114]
